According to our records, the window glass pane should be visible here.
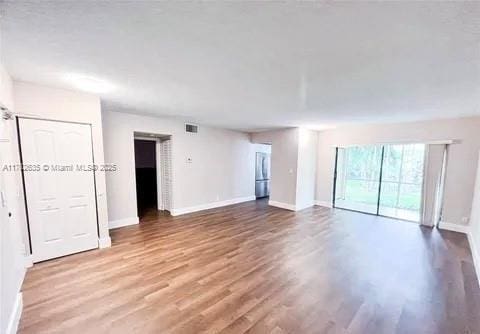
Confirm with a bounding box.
[379,181,399,209]
[398,183,422,211]
[379,143,425,222]
[382,145,402,182]
[336,180,379,214]
[401,144,425,184]
[345,146,382,181]
[334,145,382,215]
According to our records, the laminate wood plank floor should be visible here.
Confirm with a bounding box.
[19,199,480,334]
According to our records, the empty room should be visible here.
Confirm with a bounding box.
[1,1,480,334]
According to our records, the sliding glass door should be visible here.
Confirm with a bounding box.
[379,144,425,221]
[334,143,425,222]
[334,146,383,214]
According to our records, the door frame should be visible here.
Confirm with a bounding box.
[133,133,173,213]
[16,116,100,256]
[133,137,161,215]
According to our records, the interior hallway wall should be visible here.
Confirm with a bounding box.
[250,128,300,208]
[250,128,318,210]
[296,129,318,210]
[102,110,255,226]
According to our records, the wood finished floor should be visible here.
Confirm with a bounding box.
[19,199,480,334]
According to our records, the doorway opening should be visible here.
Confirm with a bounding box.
[134,139,157,218]
[333,143,426,222]
[254,144,271,199]
[134,133,172,221]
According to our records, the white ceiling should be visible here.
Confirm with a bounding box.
[2,1,480,131]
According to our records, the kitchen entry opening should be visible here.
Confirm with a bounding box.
[254,144,272,199]
[333,143,426,222]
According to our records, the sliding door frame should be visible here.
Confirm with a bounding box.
[375,146,385,216]
[332,143,425,223]
[332,147,339,209]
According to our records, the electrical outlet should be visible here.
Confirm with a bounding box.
[462,216,469,224]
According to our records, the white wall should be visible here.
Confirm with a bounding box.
[12,81,110,247]
[0,65,13,109]
[252,143,271,154]
[102,110,255,225]
[316,117,480,227]
[251,128,300,207]
[469,152,480,282]
[0,64,25,334]
[296,129,318,210]
[250,128,318,211]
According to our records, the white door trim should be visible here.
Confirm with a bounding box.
[155,139,163,211]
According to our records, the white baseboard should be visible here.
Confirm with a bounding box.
[109,216,139,229]
[268,200,297,211]
[24,255,33,268]
[171,195,256,216]
[268,200,316,212]
[98,236,112,248]
[295,202,315,211]
[6,292,23,334]
[438,221,479,286]
[467,231,480,288]
[438,221,469,234]
[314,200,333,208]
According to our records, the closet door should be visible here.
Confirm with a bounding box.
[19,118,98,262]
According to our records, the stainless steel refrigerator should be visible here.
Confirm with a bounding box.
[255,152,271,198]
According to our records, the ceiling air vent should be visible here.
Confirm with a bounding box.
[185,123,198,133]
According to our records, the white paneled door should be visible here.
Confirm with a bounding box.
[19,118,98,263]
